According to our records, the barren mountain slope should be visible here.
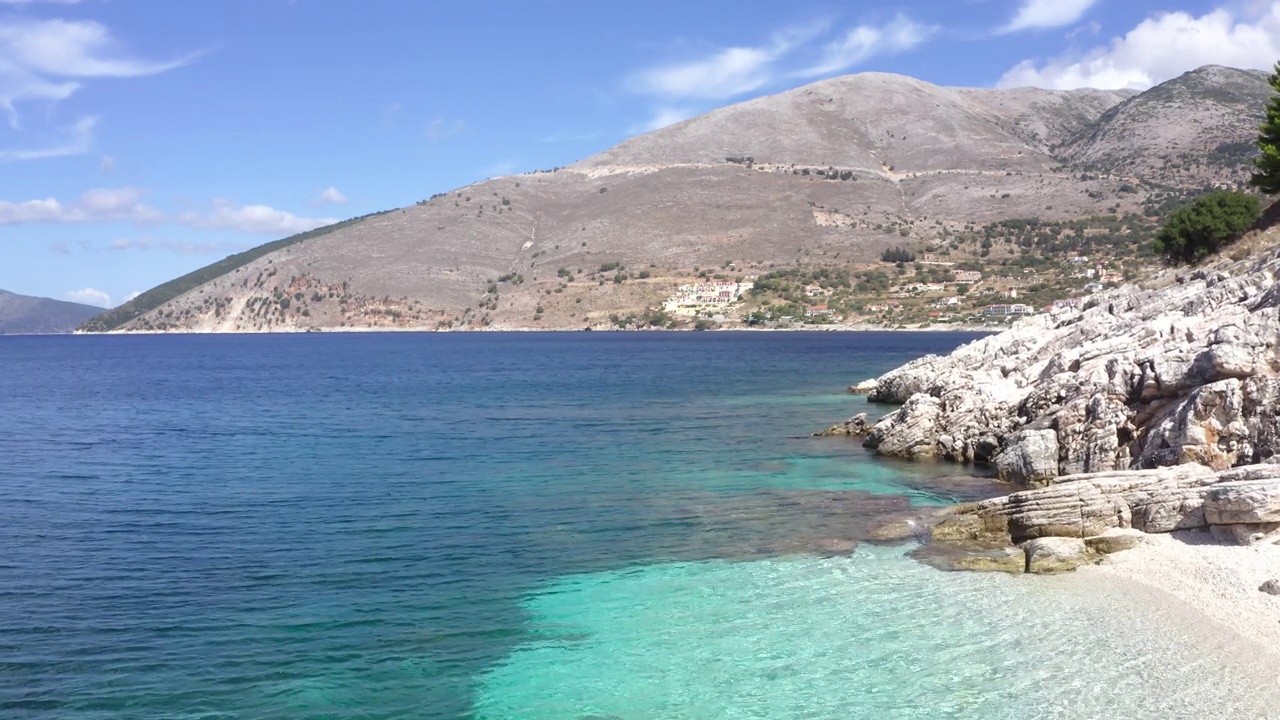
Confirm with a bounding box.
[578,73,1130,171]
[1060,66,1270,184]
[83,66,1271,333]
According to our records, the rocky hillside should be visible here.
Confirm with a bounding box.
[857,223,1280,482]
[0,290,100,334]
[82,65,1269,333]
[847,224,1280,573]
[1059,66,1271,187]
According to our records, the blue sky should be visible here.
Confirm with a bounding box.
[1,0,1276,306]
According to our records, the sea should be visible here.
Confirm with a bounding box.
[3,331,1279,719]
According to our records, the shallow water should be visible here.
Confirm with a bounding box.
[2,331,1274,719]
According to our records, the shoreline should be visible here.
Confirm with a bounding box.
[1078,531,1280,661]
[57,324,1000,336]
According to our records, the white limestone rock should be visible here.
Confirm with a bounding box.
[857,241,1280,483]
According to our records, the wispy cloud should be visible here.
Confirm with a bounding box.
[0,18,200,160]
[625,16,932,131]
[0,184,159,224]
[795,15,935,78]
[1001,0,1101,34]
[998,4,1280,90]
[635,107,695,133]
[176,199,337,235]
[316,186,347,204]
[628,22,828,101]
[0,115,95,162]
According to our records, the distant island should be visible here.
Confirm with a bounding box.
[80,65,1268,334]
[0,289,101,335]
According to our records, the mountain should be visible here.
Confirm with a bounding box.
[0,290,101,334]
[81,65,1270,334]
[1058,65,1271,185]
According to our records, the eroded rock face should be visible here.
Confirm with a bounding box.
[922,464,1280,573]
[857,244,1280,483]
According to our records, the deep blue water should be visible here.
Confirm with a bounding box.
[6,332,1278,719]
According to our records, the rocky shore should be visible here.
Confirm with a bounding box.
[831,232,1280,584]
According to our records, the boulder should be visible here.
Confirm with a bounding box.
[994,428,1060,486]
[1260,579,1280,596]
[1022,537,1093,574]
[1083,529,1148,555]
[1203,479,1280,524]
[813,413,872,437]
[958,464,1280,543]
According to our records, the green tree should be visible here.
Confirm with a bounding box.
[1152,191,1260,263]
[1252,61,1280,194]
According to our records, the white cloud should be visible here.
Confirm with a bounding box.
[631,46,778,100]
[0,184,158,223]
[628,22,831,100]
[177,200,337,235]
[0,18,198,158]
[796,15,936,78]
[1001,0,1101,34]
[998,4,1280,90]
[66,287,111,308]
[121,290,141,303]
[317,186,347,204]
[0,19,196,79]
[629,16,930,106]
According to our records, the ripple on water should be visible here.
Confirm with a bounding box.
[474,546,1280,720]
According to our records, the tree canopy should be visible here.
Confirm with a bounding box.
[1152,191,1260,263]
[1251,61,1280,195]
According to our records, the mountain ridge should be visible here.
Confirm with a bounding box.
[81,65,1272,334]
[1,290,101,335]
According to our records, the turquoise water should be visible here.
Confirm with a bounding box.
[2,332,1275,719]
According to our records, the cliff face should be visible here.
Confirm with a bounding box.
[859,227,1280,484]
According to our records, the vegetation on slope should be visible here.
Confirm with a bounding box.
[78,211,391,332]
[1153,191,1261,263]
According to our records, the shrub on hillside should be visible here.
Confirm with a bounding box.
[1152,191,1260,263]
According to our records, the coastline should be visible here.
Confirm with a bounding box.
[64,323,1000,336]
[1079,532,1280,659]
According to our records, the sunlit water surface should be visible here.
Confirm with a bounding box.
[3,332,1275,719]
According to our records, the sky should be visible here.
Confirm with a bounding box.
[3,0,1280,307]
